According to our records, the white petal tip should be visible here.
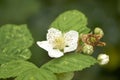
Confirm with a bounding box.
[48,49,64,58]
[36,41,52,51]
[36,41,41,46]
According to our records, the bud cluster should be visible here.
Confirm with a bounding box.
[76,27,109,65]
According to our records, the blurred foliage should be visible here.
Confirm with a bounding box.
[0,0,40,24]
[0,0,120,80]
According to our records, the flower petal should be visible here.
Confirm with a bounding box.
[64,30,79,53]
[48,49,64,58]
[36,41,52,51]
[47,28,62,44]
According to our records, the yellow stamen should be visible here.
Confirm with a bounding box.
[53,37,65,50]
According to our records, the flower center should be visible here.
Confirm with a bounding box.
[53,36,65,50]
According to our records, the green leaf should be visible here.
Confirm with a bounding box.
[56,72,74,80]
[0,60,37,78]
[15,68,57,80]
[0,24,34,64]
[0,60,57,80]
[0,49,31,64]
[41,53,97,73]
[0,24,33,49]
[50,10,90,33]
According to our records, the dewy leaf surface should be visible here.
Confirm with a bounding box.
[0,24,33,64]
[50,10,90,33]
[41,53,97,73]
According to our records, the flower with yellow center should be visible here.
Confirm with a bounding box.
[37,28,79,58]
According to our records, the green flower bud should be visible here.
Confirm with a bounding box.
[83,44,94,55]
[94,27,104,36]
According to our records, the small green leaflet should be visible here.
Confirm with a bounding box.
[50,10,90,33]
[0,60,57,80]
[0,24,33,64]
[41,53,97,73]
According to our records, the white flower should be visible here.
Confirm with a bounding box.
[37,28,79,58]
[97,54,109,65]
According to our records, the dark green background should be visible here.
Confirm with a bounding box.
[0,0,120,80]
